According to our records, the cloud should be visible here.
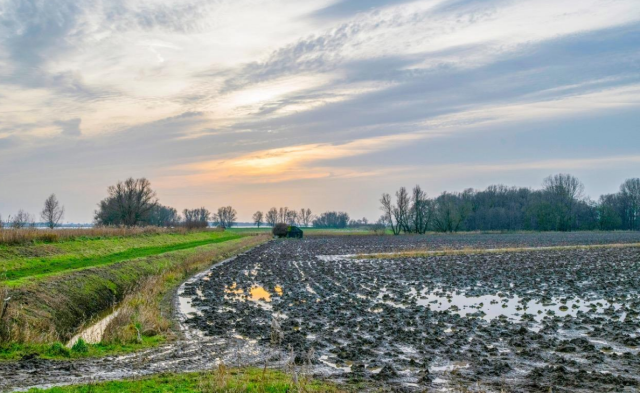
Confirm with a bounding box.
[310,0,417,19]
[1,0,640,221]
[54,118,82,137]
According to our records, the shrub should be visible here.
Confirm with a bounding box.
[272,223,289,237]
[71,338,89,353]
[47,342,70,357]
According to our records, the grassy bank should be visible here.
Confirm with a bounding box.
[0,230,268,347]
[26,367,351,392]
[1,230,238,285]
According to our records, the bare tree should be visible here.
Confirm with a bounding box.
[253,211,264,228]
[380,193,401,235]
[285,210,298,225]
[183,207,210,229]
[395,187,412,233]
[299,208,312,227]
[94,178,158,226]
[410,185,433,234]
[40,194,65,229]
[266,208,278,227]
[0,214,3,229]
[11,210,35,229]
[148,204,179,227]
[278,207,290,223]
[215,206,237,228]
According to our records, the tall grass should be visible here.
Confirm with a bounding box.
[101,235,268,345]
[0,227,222,246]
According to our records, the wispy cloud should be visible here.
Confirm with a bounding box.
[1,0,639,221]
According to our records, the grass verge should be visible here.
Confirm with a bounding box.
[0,235,268,346]
[1,230,236,285]
[0,336,165,361]
[25,367,351,392]
[2,234,241,284]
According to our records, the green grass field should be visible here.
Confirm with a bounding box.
[0,231,240,285]
[26,368,349,393]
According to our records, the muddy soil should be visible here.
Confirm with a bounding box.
[181,235,640,392]
[1,233,640,392]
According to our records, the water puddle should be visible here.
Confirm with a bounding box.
[411,288,623,322]
[178,294,204,317]
[224,283,284,302]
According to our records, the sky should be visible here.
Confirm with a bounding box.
[1,0,639,223]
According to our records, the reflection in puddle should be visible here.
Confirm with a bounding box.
[225,283,284,302]
[250,286,272,301]
[226,282,243,295]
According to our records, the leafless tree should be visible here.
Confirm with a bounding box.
[285,210,298,225]
[410,185,433,234]
[253,211,264,228]
[40,194,65,229]
[380,193,401,235]
[395,187,412,233]
[215,206,237,228]
[299,208,312,227]
[0,214,3,229]
[94,177,158,226]
[11,210,35,229]
[266,208,278,227]
[148,205,179,227]
[183,207,210,229]
[278,207,290,223]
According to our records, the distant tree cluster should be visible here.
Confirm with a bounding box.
[598,178,640,231]
[182,207,210,229]
[94,178,158,226]
[312,211,350,229]
[254,207,313,227]
[94,177,237,228]
[214,206,238,228]
[380,174,640,233]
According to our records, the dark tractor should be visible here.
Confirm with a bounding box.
[272,223,304,239]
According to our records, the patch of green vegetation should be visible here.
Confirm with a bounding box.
[0,336,165,361]
[1,232,241,284]
[0,235,268,346]
[26,368,349,392]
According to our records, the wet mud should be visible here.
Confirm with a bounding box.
[2,233,640,392]
[181,235,640,392]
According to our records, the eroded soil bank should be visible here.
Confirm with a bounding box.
[2,233,640,392]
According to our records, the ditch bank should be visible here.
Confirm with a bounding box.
[0,235,268,346]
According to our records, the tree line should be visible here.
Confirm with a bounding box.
[380,174,640,234]
[3,174,638,232]
[251,208,354,229]
[93,178,238,228]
